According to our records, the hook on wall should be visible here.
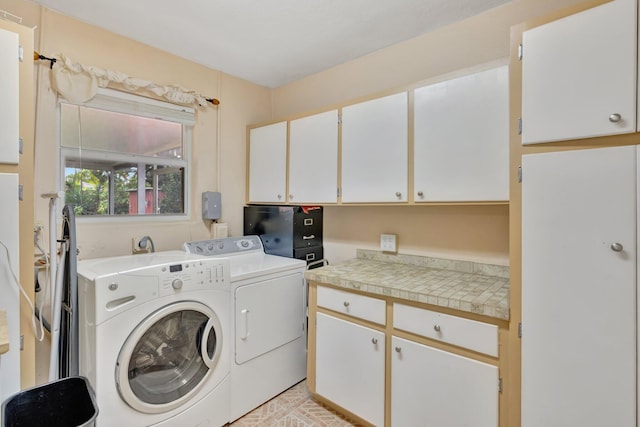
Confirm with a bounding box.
[34,51,57,69]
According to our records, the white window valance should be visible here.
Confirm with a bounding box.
[44,52,220,108]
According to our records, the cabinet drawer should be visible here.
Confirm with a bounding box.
[393,303,498,357]
[317,286,385,325]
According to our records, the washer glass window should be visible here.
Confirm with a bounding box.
[118,302,222,411]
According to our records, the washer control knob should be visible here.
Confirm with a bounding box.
[172,279,183,290]
[241,240,250,248]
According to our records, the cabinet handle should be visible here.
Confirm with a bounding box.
[609,113,622,123]
[395,192,402,198]
[277,194,282,200]
[303,235,315,240]
[343,301,350,307]
[611,242,624,252]
[417,191,424,198]
[372,338,378,345]
[434,324,441,332]
[289,194,294,200]
[395,346,402,353]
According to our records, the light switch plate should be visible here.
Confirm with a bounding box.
[380,234,397,253]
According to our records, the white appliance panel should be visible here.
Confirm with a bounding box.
[234,272,305,364]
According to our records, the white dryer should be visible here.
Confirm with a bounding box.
[184,236,307,421]
[77,251,230,427]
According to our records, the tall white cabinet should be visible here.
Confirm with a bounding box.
[521,145,637,427]
[0,28,19,165]
[0,27,21,404]
[521,0,637,144]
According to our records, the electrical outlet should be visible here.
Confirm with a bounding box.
[132,237,150,254]
[380,234,397,253]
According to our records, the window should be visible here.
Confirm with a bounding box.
[60,89,193,217]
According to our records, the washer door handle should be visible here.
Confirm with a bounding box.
[200,318,217,369]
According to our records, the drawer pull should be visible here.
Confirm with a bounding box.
[343,301,350,307]
[303,235,315,240]
[372,338,378,345]
[434,324,441,332]
[395,346,402,353]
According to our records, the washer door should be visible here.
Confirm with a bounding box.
[116,300,223,414]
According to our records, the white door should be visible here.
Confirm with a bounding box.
[391,336,498,427]
[0,28,19,164]
[289,110,338,203]
[248,121,287,203]
[414,66,509,201]
[0,173,19,402]
[521,146,636,427]
[521,0,637,144]
[315,313,385,426]
[341,92,408,203]
[234,273,305,364]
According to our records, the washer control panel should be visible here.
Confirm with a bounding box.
[157,258,229,296]
[184,235,264,257]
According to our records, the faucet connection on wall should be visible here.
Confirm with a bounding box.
[380,234,397,253]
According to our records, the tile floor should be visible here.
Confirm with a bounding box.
[229,380,360,427]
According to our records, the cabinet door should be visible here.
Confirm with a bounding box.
[391,336,498,427]
[315,313,384,426]
[521,146,636,427]
[414,66,508,201]
[0,29,19,164]
[289,110,338,203]
[341,93,408,203]
[0,173,20,402]
[248,121,287,203]
[521,0,636,144]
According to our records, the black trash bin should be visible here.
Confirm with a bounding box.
[2,376,98,427]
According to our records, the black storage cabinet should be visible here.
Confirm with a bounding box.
[244,205,323,267]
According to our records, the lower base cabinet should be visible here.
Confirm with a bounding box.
[315,313,385,426]
[391,336,499,426]
[310,284,502,426]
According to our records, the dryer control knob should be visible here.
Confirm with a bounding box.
[172,279,183,290]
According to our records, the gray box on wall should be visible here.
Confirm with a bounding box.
[202,191,221,220]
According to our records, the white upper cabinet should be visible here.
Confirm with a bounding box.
[248,121,287,203]
[288,110,338,204]
[341,92,408,203]
[521,0,637,144]
[0,29,19,165]
[414,66,509,201]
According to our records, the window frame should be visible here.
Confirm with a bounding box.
[58,88,193,221]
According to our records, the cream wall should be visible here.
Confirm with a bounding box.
[0,1,271,261]
[270,0,587,266]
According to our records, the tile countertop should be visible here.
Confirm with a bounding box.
[304,249,510,321]
[0,309,8,354]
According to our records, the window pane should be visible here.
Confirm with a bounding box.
[64,167,111,216]
[61,103,183,159]
[148,165,185,215]
[60,90,190,218]
[114,165,137,215]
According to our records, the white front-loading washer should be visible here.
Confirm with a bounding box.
[184,236,307,422]
[77,251,231,427]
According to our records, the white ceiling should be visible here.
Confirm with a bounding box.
[29,0,511,88]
